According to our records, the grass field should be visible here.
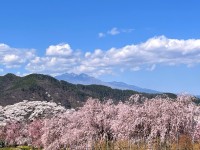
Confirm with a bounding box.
[0,146,40,150]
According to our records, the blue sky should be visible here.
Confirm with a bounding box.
[0,0,200,95]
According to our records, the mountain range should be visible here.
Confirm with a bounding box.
[55,73,159,93]
[0,73,176,108]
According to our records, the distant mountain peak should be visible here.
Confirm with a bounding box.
[64,73,77,76]
[63,73,90,77]
[55,73,103,85]
[55,73,160,94]
[79,73,92,78]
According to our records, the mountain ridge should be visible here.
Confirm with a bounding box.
[0,73,177,108]
[55,73,104,85]
[55,73,160,93]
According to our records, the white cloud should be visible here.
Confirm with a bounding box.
[26,44,81,75]
[26,36,200,76]
[6,35,200,77]
[131,66,141,71]
[46,43,72,56]
[0,43,35,68]
[26,56,80,74]
[147,64,156,71]
[98,27,134,38]
[107,27,120,35]
[3,54,19,63]
[98,32,105,38]
[26,44,113,76]
[16,71,21,76]
[78,36,200,75]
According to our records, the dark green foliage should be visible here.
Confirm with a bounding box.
[0,73,178,108]
[0,141,4,148]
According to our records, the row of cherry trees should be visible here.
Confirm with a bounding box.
[1,95,200,149]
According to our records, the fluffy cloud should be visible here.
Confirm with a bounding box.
[46,44,72,56]
[26,56,80,75]
[2,35,200,77]
[25,36,200,76]
[26,43,113,76]
[3,54,19,63]
[0,43,35,68]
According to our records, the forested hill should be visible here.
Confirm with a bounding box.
[0,73,177,108]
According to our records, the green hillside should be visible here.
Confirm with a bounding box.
[0,73,177,108]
